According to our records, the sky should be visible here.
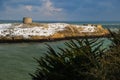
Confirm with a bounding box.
[0,0,120,21]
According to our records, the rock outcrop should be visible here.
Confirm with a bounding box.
[0,23,110,42]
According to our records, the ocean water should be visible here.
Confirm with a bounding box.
[0,41,68,80]
[0,20,120,80]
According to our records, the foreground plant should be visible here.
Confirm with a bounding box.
[101,29,120,80]
[30,30,120,80]
[30,38,105,80]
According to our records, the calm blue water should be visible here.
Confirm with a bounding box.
[0,20,119,80]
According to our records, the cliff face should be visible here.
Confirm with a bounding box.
[0,23,109,42]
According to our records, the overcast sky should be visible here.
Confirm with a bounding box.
[0,0,120,21]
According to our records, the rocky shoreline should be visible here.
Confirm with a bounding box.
[0,23,110,43]
[0,35,109,43]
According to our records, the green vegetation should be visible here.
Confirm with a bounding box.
[102,30,120,80]
[30,30,120,80]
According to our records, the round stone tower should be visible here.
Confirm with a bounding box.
[23,17,32,24]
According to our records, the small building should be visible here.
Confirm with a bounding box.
[23,17,32,24]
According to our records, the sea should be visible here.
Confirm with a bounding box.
[0,20,120,80]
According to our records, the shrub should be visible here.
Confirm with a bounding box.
[30,38,105,80]
[30,30,120,80]
[100,30,120,80]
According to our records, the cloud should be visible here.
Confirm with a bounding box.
[0,0,66,21]
[41,0,62,16]
[25,5,33,11]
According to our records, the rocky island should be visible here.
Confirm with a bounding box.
[0,23,109,42]
[0,18,109,42]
